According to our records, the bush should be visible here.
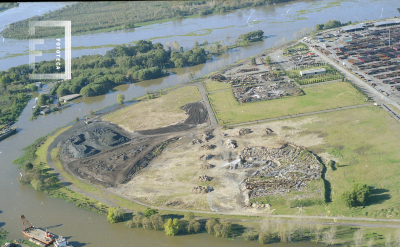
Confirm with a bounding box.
[184,212,194,220]
[187,219,201,234]
[259,232,272,244]
[206,218,219,234]
[164,218,181,236]
[143,208,158,218]
[289,198,324,208]
[149,214,164,230]
[142,217,152,229]
[342,183,370,207]
[30,179,43,191]
[242,231,259,241]
[117,93,125,104]
[131,215,144,228]
[107,207,125,223]
[23,162,33,171]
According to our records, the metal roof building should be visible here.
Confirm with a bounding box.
[341,23,366,32]
[374,20,397,27]
[300,68,326,76]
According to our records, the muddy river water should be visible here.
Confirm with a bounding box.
[0,0,398,246]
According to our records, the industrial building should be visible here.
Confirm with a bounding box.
[299,68,326,76]
[341,23,366,33]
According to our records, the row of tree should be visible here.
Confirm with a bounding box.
[316,19,353,31]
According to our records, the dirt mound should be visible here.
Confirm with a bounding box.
[137,101,208,135]
[239,128,252,136]
[61,122,130,159]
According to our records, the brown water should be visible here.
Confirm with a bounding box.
[0,0,398,245]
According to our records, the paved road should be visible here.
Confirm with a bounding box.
[227,103,374,127]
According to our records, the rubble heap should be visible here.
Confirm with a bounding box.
[198,154,213,161]
[200,163,215,169]
[235,145,322,203]
[239,128,252,136]
[264,128,274,134]
[202,131,214,142]
[233,83,301,103]
[211,74,227,82]
[198,175,212,182]
[192,139,203,145]
[191,186,213,194]
[225,139,237,149]
[200,144,216,150]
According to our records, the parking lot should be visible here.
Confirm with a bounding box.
[308,18,400,102]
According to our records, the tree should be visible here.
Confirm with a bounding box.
[213,223,223,237]
[187,219,201,234]
[143,208,158,218]
[107,207,125,223]
[265,56,271,66]
[132,215,143,228]
[184,212,194,220]
[259,232,271,244]
[206,218,219,234]
[322,226,337,245]
[342,183,370,207]
[44,176,58,187]
[28,84,38,92]
[354,228,365,247]
[23,162,33,172]
[30,179,43,191]
[117,93,125,105]
[221,222,232,238]
[316,23,324,31]
[75,116,79,122]
[251,57,256,65]
[142,217,152,229]
[324,20,342,29]
[164,218,181,236]
[149,214,164,230]
[37,94,48,106]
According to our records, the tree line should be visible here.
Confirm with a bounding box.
[316,19,353,31]
[0,2,18,12]
[1,0,290,39]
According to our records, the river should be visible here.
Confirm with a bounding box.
[0,0,398,246]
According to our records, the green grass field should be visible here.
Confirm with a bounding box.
[284,106,400,218]
[204,79,231,92]
[208,81,367,125]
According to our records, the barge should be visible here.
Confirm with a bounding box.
[0,127,17,141]
[21,215,55,246]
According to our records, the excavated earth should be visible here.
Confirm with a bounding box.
[58,101,210,187]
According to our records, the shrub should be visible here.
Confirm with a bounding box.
[143,208,158,218]
[187,219,201,234]
[132,215,144,228]
[259,232,272,244]
[142,217,152,229]
[164,218,181,236]
[206,218,219,234]
[149,214,164,230]
[242,231,259,241]
[342,183,370,207]
[23,162,33,171]
[30,179,43,191]
[107,207,125,223]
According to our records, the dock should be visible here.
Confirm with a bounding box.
[59,94,82,102]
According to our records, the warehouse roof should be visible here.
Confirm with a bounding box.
[341,23,366,32]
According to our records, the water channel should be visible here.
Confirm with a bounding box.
[0,0,398,246]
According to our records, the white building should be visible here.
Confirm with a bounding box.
[300,68,326,76]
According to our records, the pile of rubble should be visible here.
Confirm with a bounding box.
[225,139,237,149]
[249,202,271,210]
[202,131,214,142]
[198,154,213,161]
[200,144,216,150]
[192,139,203,145]
[239,128,252,136]
[233,82,300,103]
[234,144,322,203]
[264,128,274,134]
[200,163,215,169]
[198,175,213,182]
[191,186,214,194]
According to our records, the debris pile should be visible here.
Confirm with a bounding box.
[200,144,216,150]
[264,128,274,134]
[225,139,237,149]
[198,154,213,161]
[211,74,227,82]
[191,186,213,194]
[239,128,252,136]
[198,175,212,182]
[233,83,301,103]
[249,202,271,210]
[202,131,214,142]
[200,163,215,169]
[192,139,203,145]
[234,145,322,203]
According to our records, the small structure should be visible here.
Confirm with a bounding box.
[59,94,82,103]
[35,82,42,88]
[299,68,326,76]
